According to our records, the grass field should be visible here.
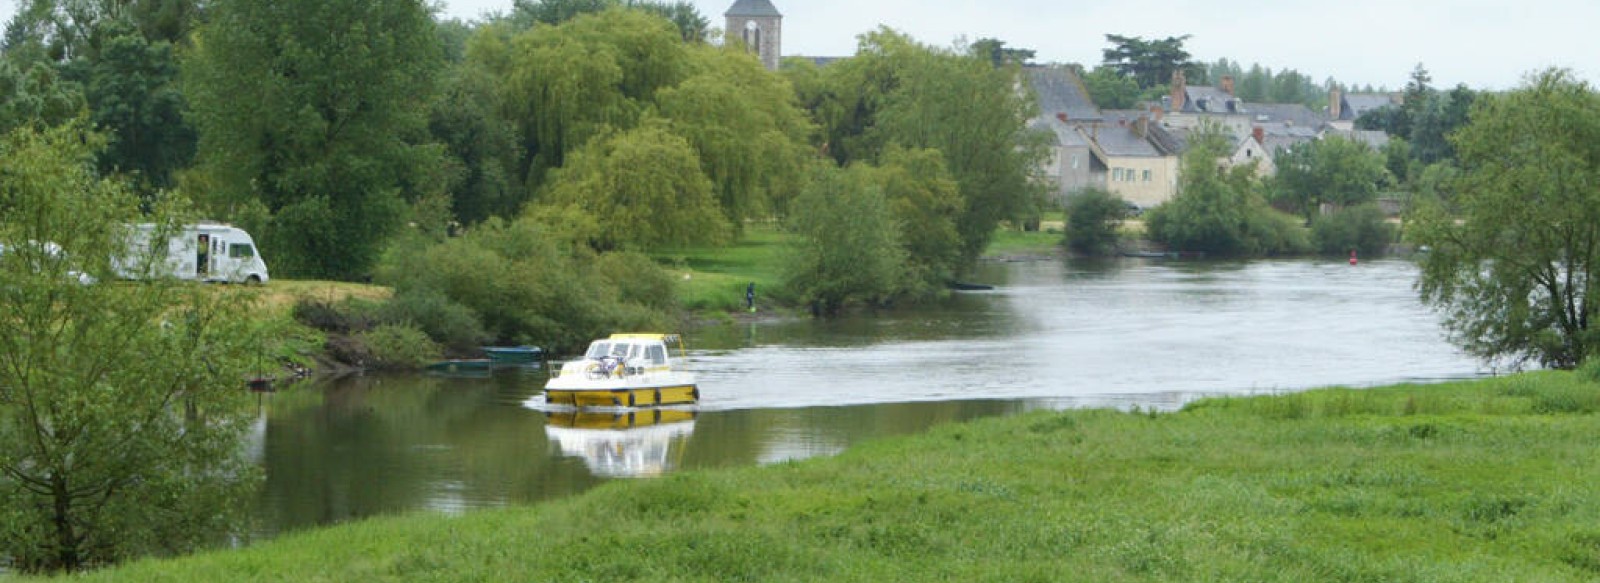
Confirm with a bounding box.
[654,227,794,312]
[53,371,1600,582]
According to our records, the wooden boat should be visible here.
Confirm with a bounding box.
[481,345,542,363]
[544,333,698,408]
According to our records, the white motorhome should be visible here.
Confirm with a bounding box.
[117,222,271,284]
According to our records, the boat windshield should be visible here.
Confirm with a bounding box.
[584,342,613,358]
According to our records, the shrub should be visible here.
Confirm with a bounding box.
[1063,188,1128,256]
[380,289,489,355]
[358,324,441,370]
[1312,203,1396,256]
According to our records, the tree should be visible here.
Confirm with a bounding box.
[185,0,445,279]
[970,37,1034,68]
[811,29,1047,265]
[1081,65,1141,110]
[0,122,259,573]
[1064,188,1130,256]
[1147,126,1309,256]
[1310,203,1395,257]
[874,146,964,295]
[654,44,812,228]
[0,59,85,134]
[1271,135,1389,221]
[785,164,908,315]
[538,121,730,250]
[1100,34,1199,90]
[65,19,194,194]
[1414,69,1600,370]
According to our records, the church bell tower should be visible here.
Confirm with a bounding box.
[724,0,782,71]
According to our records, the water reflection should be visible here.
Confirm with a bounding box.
[543,410,697,478]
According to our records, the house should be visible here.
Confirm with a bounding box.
[1327,88,1402,131]
[1076,114,1180,209]
[1024,65,1102,202]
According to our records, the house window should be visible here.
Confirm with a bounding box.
[1113,168,1124,181]
[1142,170,1152,182]
[1072,155,1080,170]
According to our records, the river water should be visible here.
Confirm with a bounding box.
[253,257,1484,536]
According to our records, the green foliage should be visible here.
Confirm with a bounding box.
[874,146,964,295]
[184,0,444,280]
[1311,203,1396,256]
[655,45,814,227]
[1100,34,1201,90]
[428,62,523,225]
[785,165,908,315]
[1081,65,1142,110]
[1271,135,1390,220]
[486,9,688,188]
[1147,131,1310,256]
[59,18,194,195]
[1205,58,1330,108]
[539,122,730,250]
[374,217,673,352]
[1063,188,1129,256]
[358,324,442,370]
[0,59,85,134]
[1414,69,1600,370]
[379,289,490,354]
[0,122,259,572]
[807,29,1048,266]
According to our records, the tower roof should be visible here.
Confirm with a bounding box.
[725,0,781,18]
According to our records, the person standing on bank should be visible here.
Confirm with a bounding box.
[746,282,756,312]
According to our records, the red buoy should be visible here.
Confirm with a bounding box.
[1349,250,1358,266]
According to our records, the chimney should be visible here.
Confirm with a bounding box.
[1151,105,1164,122]
[1221,75,1235,96]
[1329,87,1343,120]
[1252,126,1265,145]
[1170,70,1187,111]
[1135,114,1149,138]
[1056,112,1068,123]
[1118,116,1127,128]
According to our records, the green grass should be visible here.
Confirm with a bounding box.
[985,226,1062,258]
[53,372,1600,582]
[655,226,795,312]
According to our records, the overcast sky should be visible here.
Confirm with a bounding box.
[2,0,1592,90]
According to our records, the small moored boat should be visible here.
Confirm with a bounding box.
[544,334,698,408]
[481,345,543,363]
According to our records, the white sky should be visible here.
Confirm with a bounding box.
[2,0,1593,90]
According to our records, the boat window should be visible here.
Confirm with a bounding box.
[585,342,612,358]
[627,344,642,360]
[646,345,666,365]
[611,343,630,358]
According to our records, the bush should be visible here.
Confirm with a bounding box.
[1063,188,1128,256]
[380,289,489,355]
[1311,203,1396,256]
[358,324,441,370]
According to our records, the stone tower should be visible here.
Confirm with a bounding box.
[725,0,782,71]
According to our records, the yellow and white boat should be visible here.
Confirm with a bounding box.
[544,333,699,408]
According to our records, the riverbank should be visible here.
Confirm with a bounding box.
[56,371,1600,582]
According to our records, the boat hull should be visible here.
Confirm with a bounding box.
[545,384,698,408]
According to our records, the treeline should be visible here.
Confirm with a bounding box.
[1,0,1045,325]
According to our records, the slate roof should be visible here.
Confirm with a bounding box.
[1025,66,1101,122]
[1341,93,1399,120]
[1183,86,1241,113]
[1242,103,1328,129]
[1326,129,1392,150]
[1079,121,1163,158]
[725,0,782,17]
[1029,119,1091,148]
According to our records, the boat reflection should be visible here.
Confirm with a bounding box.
[543,409,696,478]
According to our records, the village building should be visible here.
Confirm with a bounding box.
[725,0,782,71]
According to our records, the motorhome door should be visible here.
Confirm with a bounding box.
[197,233,210,277]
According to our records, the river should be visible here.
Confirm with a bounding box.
[253,257,1484,536]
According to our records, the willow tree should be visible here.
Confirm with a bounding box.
[481,9,688,190]
[1414,69,1600,369]
[184,0,444,279]
[0,122,259,573]
[537,121,729,250]
[654,44,813,226]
